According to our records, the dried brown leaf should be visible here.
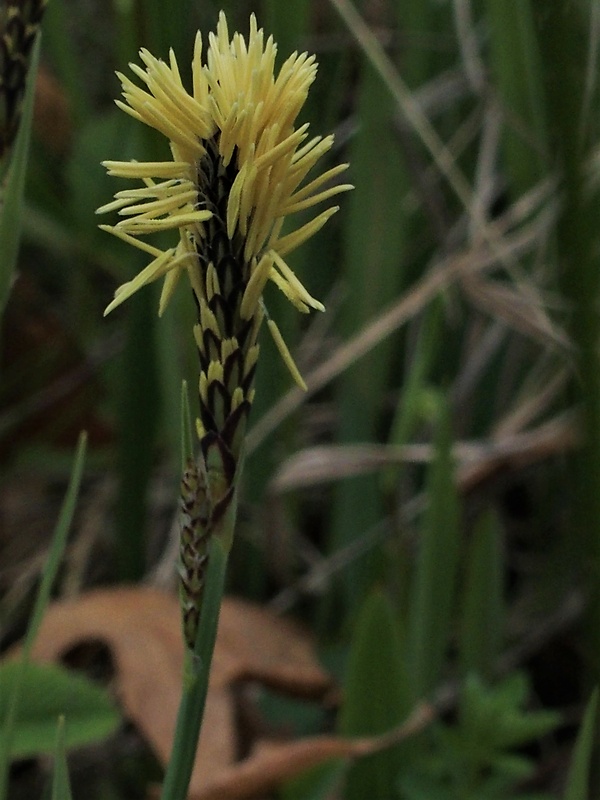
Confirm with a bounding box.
[6,586,332,795]
[214,597,331,696]
[180,703,434,800]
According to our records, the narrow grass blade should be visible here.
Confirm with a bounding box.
[564,689,598,800]
[484,0,548,197]
[0,36,40,317]
[386,301,443,477]
[459,508,504,680]
[0,431,87,800]
[50,717,72,800]
[160,536,229,800]
[408,398,461,699]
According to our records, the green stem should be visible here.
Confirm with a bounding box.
[160,534,229,800]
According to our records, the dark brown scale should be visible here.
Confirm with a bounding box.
[234,317,255,353]
[198,404,218,445]
[223,349,244,395]
[221,400,252,460]
[202,328,221,363]
[242,358,257,391]
[209,292,234,341]
[207,378,229,429]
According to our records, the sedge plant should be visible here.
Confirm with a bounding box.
[97,12,351,798]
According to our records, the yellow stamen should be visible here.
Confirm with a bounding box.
[267,319,307,391]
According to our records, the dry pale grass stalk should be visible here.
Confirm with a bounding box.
[248,180,557,451]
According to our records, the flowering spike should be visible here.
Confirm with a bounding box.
[99,14,351,649]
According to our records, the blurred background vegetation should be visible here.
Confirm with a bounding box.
[1,0,600,797]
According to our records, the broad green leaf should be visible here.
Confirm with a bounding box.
[339,590,411,800]
[0,662,120,759]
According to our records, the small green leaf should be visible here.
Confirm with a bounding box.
[460,673,560,752]
[0,662,120,759]
[564,688,598,800]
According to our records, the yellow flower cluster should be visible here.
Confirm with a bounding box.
[98,12,351,358]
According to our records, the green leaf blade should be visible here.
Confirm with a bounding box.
[564,689,598,800]
[339,589,412,800]
[408,399,461,699]
[0,662,120,759]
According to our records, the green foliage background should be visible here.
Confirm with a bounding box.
[1,0,599,797]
